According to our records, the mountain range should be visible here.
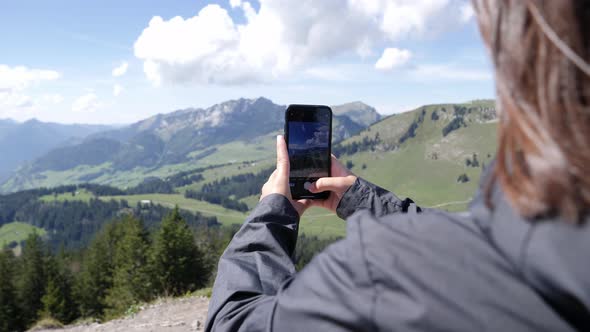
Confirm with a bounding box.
[0,98,498,241]
[0,98,381,193]
[0,119,111,183]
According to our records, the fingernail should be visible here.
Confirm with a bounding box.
[304,181,312,191]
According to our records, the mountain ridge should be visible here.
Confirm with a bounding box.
[1,97,381,193]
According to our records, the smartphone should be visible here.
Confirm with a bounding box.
[284,104,332,200]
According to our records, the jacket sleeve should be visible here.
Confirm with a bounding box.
[205,193,374,332]
[336,177,421,220]
[205,193,299,332]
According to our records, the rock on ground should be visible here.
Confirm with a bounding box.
[31,296,210,332]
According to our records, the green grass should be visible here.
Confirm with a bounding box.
[239,195,260,209]
[299,207,345,237]
[188,132,278,166]
[39,189,95,202]
[175,160,274,194]
[1,163,112,193]
[335,102,497,212]
[30,317,64,330]
[0,221,46,248]
[100,194,247,225]
[101,193,346,238]
[239,196,346,238]
[190,287,213,298]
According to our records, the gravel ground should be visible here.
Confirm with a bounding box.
[30,296,210,332]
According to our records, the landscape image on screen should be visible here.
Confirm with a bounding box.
[288,121,330,178]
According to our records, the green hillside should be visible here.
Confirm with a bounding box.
[39,189,95,202]
[0,221,47,249]
[98,193,346,238]
[336,100,497,210]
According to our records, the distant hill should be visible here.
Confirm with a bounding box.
[0,119,111,182]
[332,101,381,127]
[0,98,381,193]
[334,99,498,210]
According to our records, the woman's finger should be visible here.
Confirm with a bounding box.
[299,198,324,209]
[276,135,289,178]
[269,169,278,180]
[293,199,313,216]
[307,176,351,193]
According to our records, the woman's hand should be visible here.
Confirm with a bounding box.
[260,135,312,217]
[305,155,357,214]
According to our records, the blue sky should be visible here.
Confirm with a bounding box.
[0,0,494,124]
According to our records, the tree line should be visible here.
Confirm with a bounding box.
[0,187,218,250]
[184,168,274,211]
[0,207,231,331]
[332,133,382,157]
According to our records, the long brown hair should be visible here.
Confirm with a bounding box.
[473,0,590,223]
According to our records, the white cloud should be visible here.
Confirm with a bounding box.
[113,84,123,97]
[378,0,451,40]
[305,125,330,148]
[229,0,242,8]
[460,2,475,23]
[133,0,473,85]
[304,66,351,81]
[112,61,129,77]
[375,48,412,71]
[411,64,493,81]
[40,94,64,104]
[0,65,61,116]
[72,93,100,113]
[0,65,60,91]
[0,91,32,109]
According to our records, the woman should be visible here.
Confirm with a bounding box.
[206,0,589,331]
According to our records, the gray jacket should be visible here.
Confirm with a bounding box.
[206,168,589,331]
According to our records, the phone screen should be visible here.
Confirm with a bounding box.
[285,105,332,199]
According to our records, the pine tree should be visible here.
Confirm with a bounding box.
[18,232,46,326]
[57,245,78,322]
[76,221,121,318]
[41,276,64,320]
[472,153,480,167]
[41,252,77,324]
[150,206,206,296]
[105,214,152,317]
[0,249,23,332]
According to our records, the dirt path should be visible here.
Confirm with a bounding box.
[31,296,210,332]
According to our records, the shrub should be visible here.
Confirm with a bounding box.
[30,316,64,330]
[457,173,470,183]
[431,110,439,121]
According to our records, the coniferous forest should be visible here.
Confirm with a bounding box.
[0,204,337,332]
[0,208,229,331]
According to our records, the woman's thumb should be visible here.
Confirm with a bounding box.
[307,177,347,193]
